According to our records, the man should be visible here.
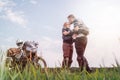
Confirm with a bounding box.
[62,22,73,68]
[67,14,91,72]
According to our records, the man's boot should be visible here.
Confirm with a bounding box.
[83,56,92,72]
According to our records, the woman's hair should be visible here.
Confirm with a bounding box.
[63,22,70,27]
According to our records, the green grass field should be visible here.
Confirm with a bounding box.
[0,51,120,80]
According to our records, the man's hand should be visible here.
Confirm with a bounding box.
[74,26,80,31]
[72,34,77,39]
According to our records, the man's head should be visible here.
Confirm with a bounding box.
[63,22,70,28]
[67,14,75,24]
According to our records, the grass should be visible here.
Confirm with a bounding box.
[0,51,120,80]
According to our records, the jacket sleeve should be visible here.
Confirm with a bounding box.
[78,27,89,36]
[62,28,72,40]
[73,19,89,36]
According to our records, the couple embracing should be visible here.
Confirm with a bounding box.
[62,14,91,72]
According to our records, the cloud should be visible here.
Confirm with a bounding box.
[29,0,37,5]
[0,0,27,28]
[5,9,27,28]
[0,36,16,51]
[35,36,62,67]
[5,36,16,43]
[0,1,5,7]
[0,0,16,9]
[39,36,62,52]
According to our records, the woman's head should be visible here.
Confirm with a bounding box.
[63,22,70,28]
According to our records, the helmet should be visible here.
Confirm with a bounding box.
[16,39,23,46]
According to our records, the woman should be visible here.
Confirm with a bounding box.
[62,22,73,68]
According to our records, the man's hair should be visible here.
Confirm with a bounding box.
[67,14,75,18]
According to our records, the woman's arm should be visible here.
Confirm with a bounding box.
[63,31,70,35]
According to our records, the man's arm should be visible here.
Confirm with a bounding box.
[73,19,89,36]
[74,26,80,31]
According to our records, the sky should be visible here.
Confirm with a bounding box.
[0,0,120,67]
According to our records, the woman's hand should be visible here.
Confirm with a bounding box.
[63,31,70,35]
